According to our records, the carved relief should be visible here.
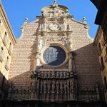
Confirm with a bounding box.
[34,1,75,102]
[34,71,75,101]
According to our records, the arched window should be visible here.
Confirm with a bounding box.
[3,32,8,46]
[104,76,107,89]
[0,19,1,26]
[100,57,105,71]
[0,47,4,62]
[8,42,13,55]
[98,43,101,54]
[5,56,10,70]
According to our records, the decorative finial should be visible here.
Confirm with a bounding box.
[82,17,89,29]
[82,17,87,24]
[24,18,28,24]
[54,0,57,3]
[53,0,58,7]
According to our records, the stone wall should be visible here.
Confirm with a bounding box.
[8,18,102,101]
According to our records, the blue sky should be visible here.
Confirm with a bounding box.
[2,0,98,38]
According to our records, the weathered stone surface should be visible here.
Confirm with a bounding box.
[8,2,102,102]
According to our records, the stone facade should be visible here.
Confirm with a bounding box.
[92,0,107,102]
[0,0,106,106]
[94,26,107,102]
[0,2,16,100]
[7,1,103,104]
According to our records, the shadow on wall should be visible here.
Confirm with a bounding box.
[0,72,8,100]
[0,42,106,106]
[4,42,104,103]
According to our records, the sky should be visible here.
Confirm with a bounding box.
[2,0,98,39]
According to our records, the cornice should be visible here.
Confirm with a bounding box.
[0,2,16,44]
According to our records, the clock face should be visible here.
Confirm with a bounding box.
[48,23,60,31]
[43,46,66,66]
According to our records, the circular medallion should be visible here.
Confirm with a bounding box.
[43,46,66,66]
[48,23,60,31]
